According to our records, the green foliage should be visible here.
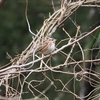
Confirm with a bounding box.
[0,0,100,100]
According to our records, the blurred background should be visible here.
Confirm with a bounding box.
[0,0,100,100]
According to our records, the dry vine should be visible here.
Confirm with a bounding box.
[0,0,100,100]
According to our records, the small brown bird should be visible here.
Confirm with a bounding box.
[36,38,56,55]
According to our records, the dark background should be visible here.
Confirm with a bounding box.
[0,0,100,99]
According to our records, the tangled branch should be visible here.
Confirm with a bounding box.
[0,0,100,99]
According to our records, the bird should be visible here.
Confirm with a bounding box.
[36,37,56,55]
